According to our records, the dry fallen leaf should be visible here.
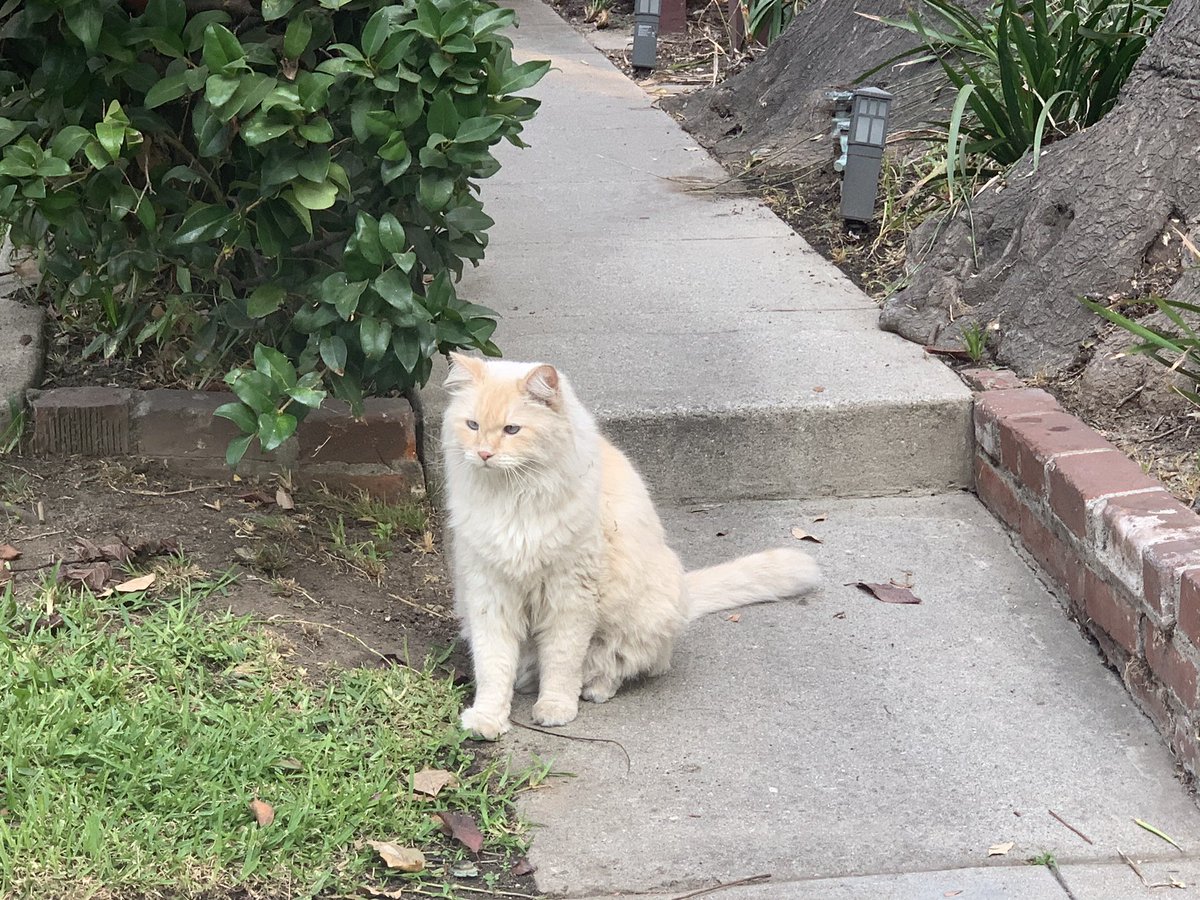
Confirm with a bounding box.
[812,385,826,393]
[433,811,484,854]
[512,857,536,877]
[848,581,922,604]
[367,840,425,872]
[812,514,827,523]
[790,526,823,544]
[63,561,113,591]
[987,841,1014,857]
[115,573,156,593]
[365,887,405,899]
[833,611,846,619]
[0,544,21,561]
[412,767,458,798]
[726,613,741,623]
[275,488,295,511]
[249,799,275,826]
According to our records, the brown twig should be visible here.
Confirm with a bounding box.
[672,874,773,899]
[511,720,632,775]
[386,591,451,620]
[1118,848,1186,889]
[264,616,389,663]
[1048,809,1093,845]
[123,484,227,497]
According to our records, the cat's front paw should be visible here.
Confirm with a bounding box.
[460,707,510,741]
[531,695,579,727]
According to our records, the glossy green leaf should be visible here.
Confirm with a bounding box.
[455,116,503,144]
[203,23,245,73]
[292,179,338,210]
[374,270,416,312]
[254,343,298,389]
[145,73,189,109]
[226,433,255,467]
[174,204,232,245]
[360,316,392,359]
[284,16,313,58]
[230,371,276,415]
[66,5,104,51]
[247,285,286,318]
[262,0,298,19]
[418,175,453,212]
[257,411,298,451]
[214,400,258,434]
[319,334,348,375]
[378,214,406,253]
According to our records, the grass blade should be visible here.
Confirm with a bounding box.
[1134,818,1183,851]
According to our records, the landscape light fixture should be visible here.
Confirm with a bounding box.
[824,90,854,173]
[631,0,661,70]
[840,86,893,224]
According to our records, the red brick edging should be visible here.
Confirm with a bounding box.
[965,368,1200,776]
[27,386,423,500]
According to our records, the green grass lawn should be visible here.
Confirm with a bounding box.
[0,570,537,899]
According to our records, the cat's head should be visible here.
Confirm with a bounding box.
[442,353,572,472]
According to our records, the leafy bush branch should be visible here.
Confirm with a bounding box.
[0,0,547,464]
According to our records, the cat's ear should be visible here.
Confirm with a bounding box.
[522,364,561,409]
[445,352,483,392]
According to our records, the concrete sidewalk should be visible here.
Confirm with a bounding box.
[434,3,1200,898]
[454,0,972,504]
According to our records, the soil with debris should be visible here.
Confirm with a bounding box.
[547,0,756,88]
[0,455,464,677]
[1048,376,1200,511]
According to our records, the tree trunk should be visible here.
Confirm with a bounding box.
[665,0,960,167]
[880,0,1200,381]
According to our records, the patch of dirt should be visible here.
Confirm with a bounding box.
[1046,376,1200,511]
[0,456,466,677]
[547,0,755,89]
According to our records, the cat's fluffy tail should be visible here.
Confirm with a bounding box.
[684,547,820,622]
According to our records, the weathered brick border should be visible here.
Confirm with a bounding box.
[965,368,1200,776]
[27,386,423,500]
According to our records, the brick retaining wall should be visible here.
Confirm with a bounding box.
[28,386,423,500]
[966,369,1200,777]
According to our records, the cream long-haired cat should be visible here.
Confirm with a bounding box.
[441,353,820,739]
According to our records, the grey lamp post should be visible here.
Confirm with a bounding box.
[840,87,893,224]
[632,0,661,69]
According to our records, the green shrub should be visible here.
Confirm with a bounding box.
[737,0,806,47]
[865,0,1170,187]
[0,0,547,464]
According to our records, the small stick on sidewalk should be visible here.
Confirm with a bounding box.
[1048,808,1093,844]
[672,874,772,900]
[1118,849,1186,889]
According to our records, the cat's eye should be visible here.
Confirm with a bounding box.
[503,425,521,435]
[466,419,479,431]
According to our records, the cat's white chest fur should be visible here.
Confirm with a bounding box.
[448,478,601,585]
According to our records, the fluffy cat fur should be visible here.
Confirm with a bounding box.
[441,353,820,739]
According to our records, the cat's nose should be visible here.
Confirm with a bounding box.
[478,449,494,461]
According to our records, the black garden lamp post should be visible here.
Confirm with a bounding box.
[841,87,894,224]
[632,0,661,69]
